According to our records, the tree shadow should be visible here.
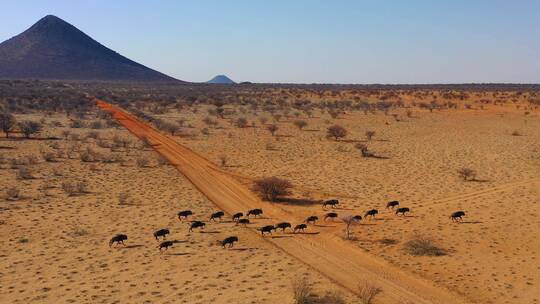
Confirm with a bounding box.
[274,197,321,206]
[119,244,144,249]
[459,221,483,224]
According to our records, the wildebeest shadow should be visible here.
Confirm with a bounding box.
[274,197,321,206]
[359,223,377,226]
[270,235,293,239]
[314,224,338,228]
[166,252,191,256]
[470,179,490,183]
[303,129,320,132]
[230,247,258,251]
[171,240,188,244]
[293,231,320,235]
[459,221,483,224]
[200,231,220,234]
[120,244,144,249]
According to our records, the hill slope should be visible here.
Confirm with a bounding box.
[0,15,179,82]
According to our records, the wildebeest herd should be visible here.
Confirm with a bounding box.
[109,199,467,252]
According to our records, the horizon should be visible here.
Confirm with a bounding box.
[1,1,540,84]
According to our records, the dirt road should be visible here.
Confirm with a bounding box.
[96,100,470,304]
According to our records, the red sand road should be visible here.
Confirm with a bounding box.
[97,100,470,304]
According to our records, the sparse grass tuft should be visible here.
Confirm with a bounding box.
[357,281,381,304]
[403,235,447,256]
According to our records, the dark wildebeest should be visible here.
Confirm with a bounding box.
[386,200,399,209]
[247,209,263,218]
[323,199,339,209]
[221,236,239,248]
[178,210,193,220]
[259,225,276,235]
[365,209,379,219]
[395,207,410,216]
[210,211,225,221]
[153,228,170,240]
[275,222,292,232]
[232,212,243,222]
[109,234,127,247]
[294,224,308,233]
[158,240,174,251]
[352,215,362,221]
[237,218,250,226]
[305,215,319,224]
[189,221,206,232]
[324,212,338,221]
[450,211,466,222]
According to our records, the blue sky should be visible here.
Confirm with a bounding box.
[1,1,539,83]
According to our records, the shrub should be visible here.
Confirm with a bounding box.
[403,235,446,256]
[118,192,130,205]
[80,147,101,162]
[235,117,248,128]
[457,167,476,181]
[136,157,150,168]
[293,120,308,130]
[357,281,381,304]
[62,181,89,196]
[365,130,376,141]
[41,151,57,162]
[326,125,347,141]
[17,166,35,179]
[6,187,21,200]
[292,277,312,304]
[253,177,292,201]
[267,124,279,136]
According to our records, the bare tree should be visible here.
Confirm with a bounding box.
[457,167,476,181]
[341,215,361,240]
[365,130,375,141]
[327,125,347,141]
[0,112,16,138]
[235,117,248,128]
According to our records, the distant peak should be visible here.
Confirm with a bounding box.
[207,74,236,84]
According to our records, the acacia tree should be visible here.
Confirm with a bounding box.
[341,215,362,240]
[365,130,376,141]
[326,125,347,141]
[0,112,16,138]
[19,121,42,139]
[457,167,477,181]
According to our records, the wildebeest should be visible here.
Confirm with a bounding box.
[294,224,308,233]
[237,218,250,226]
[365,209,379,219]
[109,234,127,247]
[210,211,225,221]
[386,200,399,209]
[189,221,206,232]
[323,199,339,209]
[395,207,410,216]
[153,228,170,240]
[324,212,338,221]
[232,212,243,221]
[305,215,319,224]
[158,240,174,251]
[275,222,292,232]
[352,215,362,221]
[247,209,263,218]
[221,236,239,248]
[178,210,193,220]
[259,225,276,235]
[450,211,466,222]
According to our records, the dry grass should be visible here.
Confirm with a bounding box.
[403,235,447,256]
[357,281,381,304]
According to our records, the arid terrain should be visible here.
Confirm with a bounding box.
[1,81,539,304]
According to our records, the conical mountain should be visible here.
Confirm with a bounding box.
[0,15,180,82]
[207,74,236,84]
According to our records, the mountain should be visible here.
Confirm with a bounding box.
[207,75,236,84]
[0,15,180,82]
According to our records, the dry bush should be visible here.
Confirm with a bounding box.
[365,130,376,141]
[357,281,381,304]
[292,277,312,304]
[326,125,347,141]
[235,117,248,128]
[17,166,35,179]
[86,131,100,140]
[19,120,43,138]
[41,151,57,162]
[6,187,21,201]
[457,167,476,181]
[118,192,130,205]
[80,147,101,162]
[219,155,228,167]
[253,177,292,201]
[62,180,89,196]
[267,124,279,136]
[156,156,168,166]
[136,157,150,168]
[293,120,308,130]
[319,290,346,304]
[403,235,446,256]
